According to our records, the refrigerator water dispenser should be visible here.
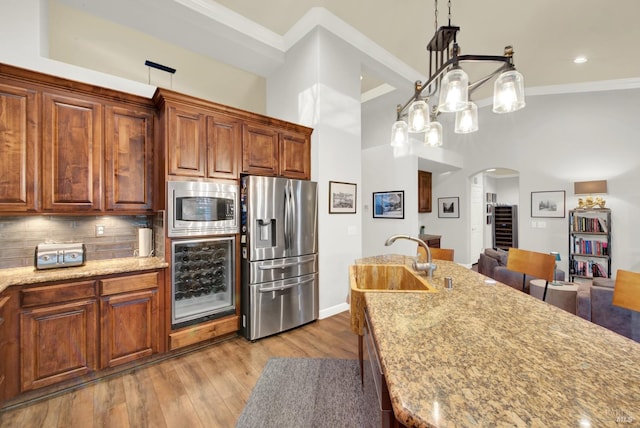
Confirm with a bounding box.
[256,219,276,247]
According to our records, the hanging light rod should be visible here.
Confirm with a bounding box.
[391,1,525,149]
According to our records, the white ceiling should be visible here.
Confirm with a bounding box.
[55,0,640,98]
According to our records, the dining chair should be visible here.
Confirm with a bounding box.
[612,269,640,342]
[417,246,454,261]
[505,248,555,296]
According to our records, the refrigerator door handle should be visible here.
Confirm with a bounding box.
[283,182,290,254]
[258,261,305,270]
[258,277,315,293]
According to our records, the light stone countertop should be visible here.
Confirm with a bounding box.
[359,255,640,427]
[0,257,168,293]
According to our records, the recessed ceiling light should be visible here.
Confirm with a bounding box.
[574,56,588,64]
[486,168,496,172]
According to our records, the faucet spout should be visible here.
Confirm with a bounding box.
[384,234,436,278]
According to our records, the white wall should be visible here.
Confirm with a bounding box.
[362,87,640,275]
[267,29,363,318]
[0,0,266,112]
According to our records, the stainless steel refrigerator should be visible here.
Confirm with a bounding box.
[240,175,319,340]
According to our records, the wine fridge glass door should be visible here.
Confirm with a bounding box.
[171,236,236,328]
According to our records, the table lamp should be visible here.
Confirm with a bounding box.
[550,251,561,285]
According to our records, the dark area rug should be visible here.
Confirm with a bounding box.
[236,357,367,428]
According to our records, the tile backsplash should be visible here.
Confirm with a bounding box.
[0,213,165,269]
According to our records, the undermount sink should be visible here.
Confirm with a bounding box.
[349,264,436,335]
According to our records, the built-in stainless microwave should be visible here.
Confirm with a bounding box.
[168,181,238,237]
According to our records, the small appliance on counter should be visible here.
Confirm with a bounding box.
[35,242,86,270]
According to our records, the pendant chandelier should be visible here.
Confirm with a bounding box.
[391,0,525,149]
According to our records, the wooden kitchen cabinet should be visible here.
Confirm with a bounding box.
[157,93,242,180]
[20,280,98,391]
[242,122,279,176]
[42,91,103,212]
[0,82,38,213]
[99,272,160,368]
[418,170,432,213]
[363,308,395,428]
[0,64,156,215]
[279,130,311,180]
[0,295,10,404]
[104,105,155,211]
[166,104,207,177]
[242,123,312,179]
[207,114,241,179]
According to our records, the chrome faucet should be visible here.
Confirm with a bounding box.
[384,234,437,279]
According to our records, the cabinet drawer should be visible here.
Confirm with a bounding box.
[99,272,158,296]
[21,281,96,308]
[169,315,239,350]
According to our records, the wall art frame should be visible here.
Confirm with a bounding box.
[372,191,404,219]
[438,197,460,218]
[531,190,566,218]
[329,181,357,214]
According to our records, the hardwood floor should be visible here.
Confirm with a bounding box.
[0,312,358,428]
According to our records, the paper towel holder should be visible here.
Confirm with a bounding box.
[136,228,154,258]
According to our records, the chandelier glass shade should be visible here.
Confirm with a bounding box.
[390,120,409,147]
[493,70,526,113]
[437,68,469,113]
[454,102,478,134]
[425,121,443,147]
[390,1,525,149]
[407,100,430,132]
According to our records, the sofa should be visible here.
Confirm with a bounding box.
[577,277,639,342]
[479,249,639,342]
[477,248,565,293]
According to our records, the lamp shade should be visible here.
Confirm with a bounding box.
[574,180,607,195]
[438,68,469,113]
[454,102,478,134]
[424,121,443,147]
[493,70,525,113]
[407,100,430,133]
[390,120,408,147]
[550,251,561,262]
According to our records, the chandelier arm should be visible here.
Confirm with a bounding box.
[467,64,512,95]
[397,54,515,118]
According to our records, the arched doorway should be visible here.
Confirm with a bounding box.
[469,168,519,264]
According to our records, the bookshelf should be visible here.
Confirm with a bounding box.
[568,208,611,281]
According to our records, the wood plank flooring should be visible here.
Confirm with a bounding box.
[0,311,358,428]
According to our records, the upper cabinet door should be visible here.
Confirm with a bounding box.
[104,105,154,211]
[242,123,279,176]
[207,114,240,180]
[418,170,432,213]
[42,92,103,212]
[167,105,206,177]
[279,130,311,180]
[0,82,37,212]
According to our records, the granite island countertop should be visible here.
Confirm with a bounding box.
[358,255,640,427]
[0,257,168,294]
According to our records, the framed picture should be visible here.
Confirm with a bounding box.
[329,181,357,214]
[373,191,404,219]
[531,190,566,218]
[438,197,460,218]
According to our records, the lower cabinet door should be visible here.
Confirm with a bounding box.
[20,299,98,391]
[100,289,158,368]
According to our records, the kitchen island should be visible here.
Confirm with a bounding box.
[358,255,639,427]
